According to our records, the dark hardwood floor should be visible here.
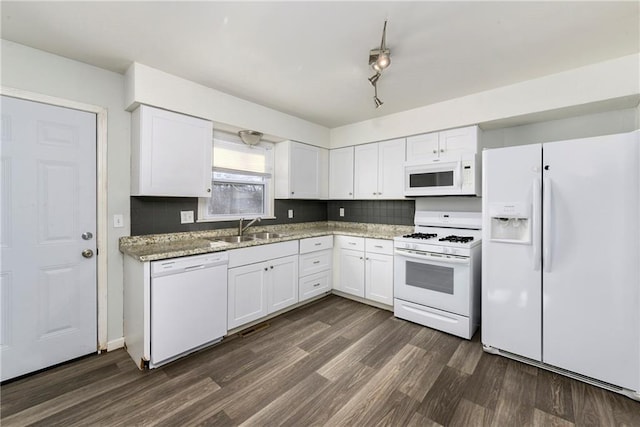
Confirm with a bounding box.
[2,295,639,426]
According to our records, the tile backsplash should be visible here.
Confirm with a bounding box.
[130,197,415,235]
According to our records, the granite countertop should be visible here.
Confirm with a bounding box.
[120,221,413,262]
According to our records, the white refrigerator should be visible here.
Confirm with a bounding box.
[481,130,639,398]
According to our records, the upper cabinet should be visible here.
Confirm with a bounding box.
[354,138,405,199]
[131,105,213,197]
[406,125,479,162]
[275,141,328,199]
[329,147,354,199]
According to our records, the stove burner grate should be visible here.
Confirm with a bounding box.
[438,235,474,243]
[402,232,437,240]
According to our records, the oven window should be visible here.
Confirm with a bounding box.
[406,261,454,294]
[409,171,454,188]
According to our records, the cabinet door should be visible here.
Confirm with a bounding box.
[354,143,379,199]
[329,147,354,199]
[377,138,406,199]
[439,126,478,158]
[365,253,394,305]
[132,105,213,197]
[339,249,365,297]
[228,263,268,329]
[268,255,299,313]
[406,132,439,162]
[290,142,320,199]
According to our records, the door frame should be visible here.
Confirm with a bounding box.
[1,86,109,351]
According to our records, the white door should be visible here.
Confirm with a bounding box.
[267,255,298,313]
[481,143,543,361]
[354,143,379,199]
[377,139,405,199]
[227,263,268,329]
[1,96,97,381]
[329,147,354,199]
[542,132,640,390]
[339,249,365,297]
[290,142,320,199]
[365,253,393,305]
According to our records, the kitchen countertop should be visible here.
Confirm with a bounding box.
[119,221,413,262]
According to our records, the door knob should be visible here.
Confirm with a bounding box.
[82,249,94,259]
[82,232,93,240]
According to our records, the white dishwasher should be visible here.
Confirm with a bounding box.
[150,252,228,367]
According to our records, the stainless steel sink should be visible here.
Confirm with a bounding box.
[215,235,257,243]
[246,232,285,240]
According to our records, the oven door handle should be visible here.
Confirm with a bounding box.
[394,249,470,265]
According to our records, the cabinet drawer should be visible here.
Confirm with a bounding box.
[365,238,393,255]
[299,235,333,254]
[335,235,365,251]
[228,240,298,269]
[299,271,332,302]
[299,249,332,276]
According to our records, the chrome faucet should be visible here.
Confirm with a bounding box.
[238,217,261,236]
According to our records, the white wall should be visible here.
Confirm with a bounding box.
[331,54,640,148]
[1,40,129,345]
[125,63,331,148]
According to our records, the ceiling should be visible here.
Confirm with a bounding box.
[2,1,639,129]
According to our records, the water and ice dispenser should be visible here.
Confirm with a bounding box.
[488,202,531,243]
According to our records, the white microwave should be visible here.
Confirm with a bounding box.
[404,154,480,196]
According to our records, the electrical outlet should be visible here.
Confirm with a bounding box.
[339,207,345,217]
[288,209,294,219]
[113,214,124,228]
[180,210,194,224]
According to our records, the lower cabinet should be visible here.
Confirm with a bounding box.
[227,241,299,330]
[334,236,394,307]
[299,236,333,302]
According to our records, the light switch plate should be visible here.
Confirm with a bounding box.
[288,209,294,219]
[339,207,345,217]
[180,210,194,224]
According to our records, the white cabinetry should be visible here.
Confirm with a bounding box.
[329,147,354,199]
[227,241,299,330]
[354,138,405,199]
[406,125,479,162]
[275,140,328,199]
[364,239,394,306]
[131,104,213,197]
[298,236,333,302]
[333,236,393,307]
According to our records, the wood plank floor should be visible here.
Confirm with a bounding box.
[2,295,639,426]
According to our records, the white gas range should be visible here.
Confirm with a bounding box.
[393,211,481,339]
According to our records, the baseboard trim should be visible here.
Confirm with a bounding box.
[106,337,125,352]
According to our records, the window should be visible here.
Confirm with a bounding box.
[198,132,274,222]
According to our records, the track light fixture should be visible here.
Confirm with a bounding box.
[373,81,383,108]
[368,19,390,108]
[369,20,391,73]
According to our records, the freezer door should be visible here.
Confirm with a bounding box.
[482,144,543,361]
[542,131,639,391]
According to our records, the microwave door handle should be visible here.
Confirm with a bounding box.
[532,178,542,271]
[394,250,470,265]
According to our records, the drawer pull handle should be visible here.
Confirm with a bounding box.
[348,242,357,246]
[314,242,322,246]
[313,261,321,264]
[313,283,321,287]
[374,245,383,248]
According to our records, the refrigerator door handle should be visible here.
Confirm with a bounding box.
[532,178,542,271]
[542,177,552,272]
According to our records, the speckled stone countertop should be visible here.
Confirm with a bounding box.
[119,221,414,262]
